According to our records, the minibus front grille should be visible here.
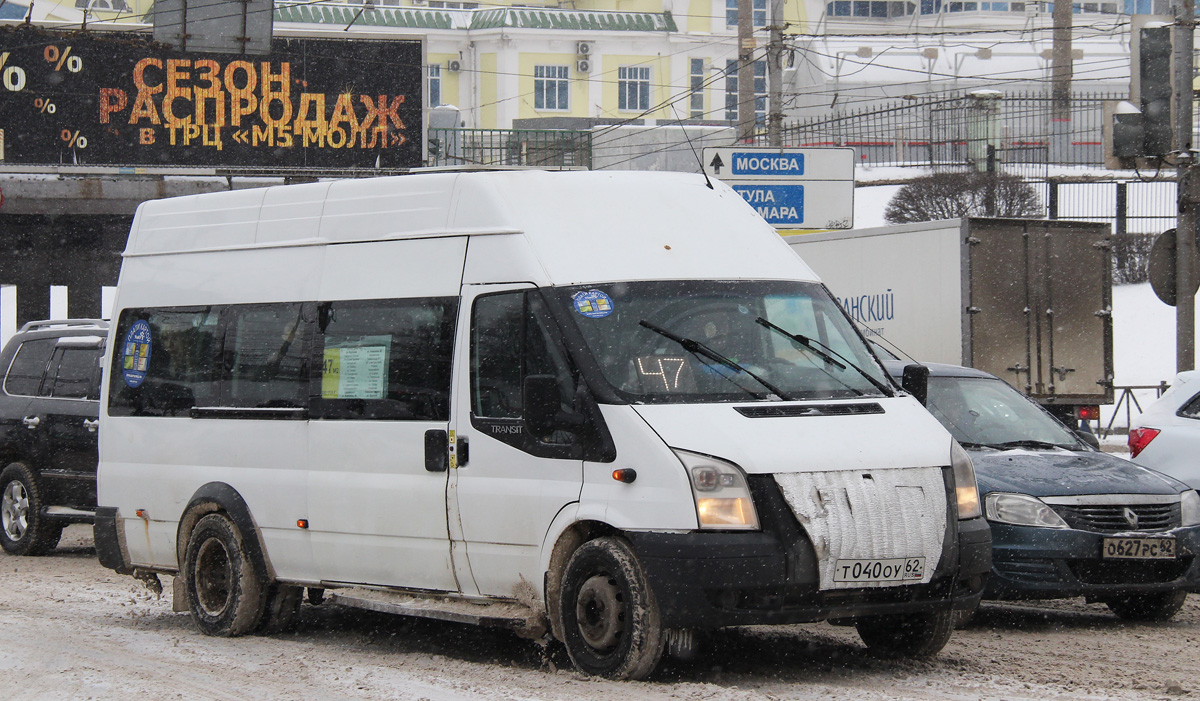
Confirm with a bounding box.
[735,403,884,419]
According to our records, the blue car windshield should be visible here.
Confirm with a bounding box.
[555,280,892,403]
[927,376,1083,450]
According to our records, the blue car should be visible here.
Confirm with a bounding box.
[886,361,1200,621]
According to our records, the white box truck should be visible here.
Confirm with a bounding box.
[787,218,1114,424]
[93,170,990,679]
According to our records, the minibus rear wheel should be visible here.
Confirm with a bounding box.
[557,536,665,680]
[0,462,62,556]
[183,513,264,637]
[854,609,954,658]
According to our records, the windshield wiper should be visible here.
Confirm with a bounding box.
[754,317,893,397]
[638,320,791,400]
[988,440,1074,451]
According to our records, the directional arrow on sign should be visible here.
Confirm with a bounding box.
[708,153,724,175]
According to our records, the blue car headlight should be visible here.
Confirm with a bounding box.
[1182,490,1200,527]
[984,493,1069,529]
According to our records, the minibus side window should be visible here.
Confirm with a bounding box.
[5,339,56,397]
[310,298,457,421]
[471,290,584,457]
[108,307,223,417]
[222,304,312,409]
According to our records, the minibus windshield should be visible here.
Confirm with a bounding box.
[555,280,893,403]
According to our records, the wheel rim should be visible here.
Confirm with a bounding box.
[575,574,624,652]
[1,481,29,542]
[194,537,233,616]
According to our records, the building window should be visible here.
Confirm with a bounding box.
[724,60,766,124]
[726,0,767,26]
[690,58,706,119]
[429,64,442,107]
[618,66,652,112]
[827,0,914,14]
[1122,0,1169,11]
[534,65,570,111]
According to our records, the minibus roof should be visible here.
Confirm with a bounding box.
[124,170,820,286]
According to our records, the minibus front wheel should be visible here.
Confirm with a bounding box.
[557,536,666,680]
[183,513,265,637]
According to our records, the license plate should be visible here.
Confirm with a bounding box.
[833,557,925,583]
[1102,537,1176,559]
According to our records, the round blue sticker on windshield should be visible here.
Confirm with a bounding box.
[121,320,152,388]
[573,290,614,318]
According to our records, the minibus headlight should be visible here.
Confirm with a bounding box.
[1181,490,1200,527]
[674,450,760,530]
[951,440,982,520]
[984,493,1069,529]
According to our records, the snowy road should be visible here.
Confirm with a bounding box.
[2,526,1197,700]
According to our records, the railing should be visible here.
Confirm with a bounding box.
[427,128,593,169]
[762,90,1127,169]
[1101,383,1172,438]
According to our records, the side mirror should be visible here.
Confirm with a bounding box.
[523,374,561,437]
[1074,428,1101,450]
[901,364,930,406]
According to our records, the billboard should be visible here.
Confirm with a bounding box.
[0,26,424,169]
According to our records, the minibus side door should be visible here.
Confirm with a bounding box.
[306,296,461,592]
[448,284,585,598]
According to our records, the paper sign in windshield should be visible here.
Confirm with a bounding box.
[322,336,390,399]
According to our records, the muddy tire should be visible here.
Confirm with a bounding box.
[1105,590,1187,622]
[307,587,325,606]
[856,609,954,658]
[182,513,264,637]
[257,583,303,634]
[0,462,62,556]
[557,536,665,680]
[951,604,979,629]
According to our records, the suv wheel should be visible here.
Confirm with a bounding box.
[0,462,63,556]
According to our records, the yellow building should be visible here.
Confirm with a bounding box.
[12,0,809,130]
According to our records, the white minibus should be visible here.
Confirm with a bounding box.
[95,169,989,679]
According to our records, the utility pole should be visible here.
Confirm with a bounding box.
[1175,0,1197,372]
[766,0,785,147]
[737,0,756,142]
[1050,0,1073,164]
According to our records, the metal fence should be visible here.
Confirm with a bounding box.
[428,128,593,169]
[761,91,1127,169]
[1044,178,1178,235]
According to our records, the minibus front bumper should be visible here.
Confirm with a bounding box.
[624,473,991,629]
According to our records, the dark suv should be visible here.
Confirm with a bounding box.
[0,320,108,555]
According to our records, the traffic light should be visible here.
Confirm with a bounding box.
[1139,24,1173,157]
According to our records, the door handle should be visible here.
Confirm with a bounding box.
[424,429,448,472]
[83,419,99,433]
[457,436,469,468]
[22,416,40,429]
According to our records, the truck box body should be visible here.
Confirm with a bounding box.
[787,218,1114,412]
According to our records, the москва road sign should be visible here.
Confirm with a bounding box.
[702,147,855,230]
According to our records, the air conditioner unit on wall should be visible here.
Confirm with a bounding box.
[576,59,591,73]
[448,59,461,72]
[576,41,593,56]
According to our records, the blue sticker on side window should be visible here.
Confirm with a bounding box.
[121,320,152,388]
[573,290,614,318]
